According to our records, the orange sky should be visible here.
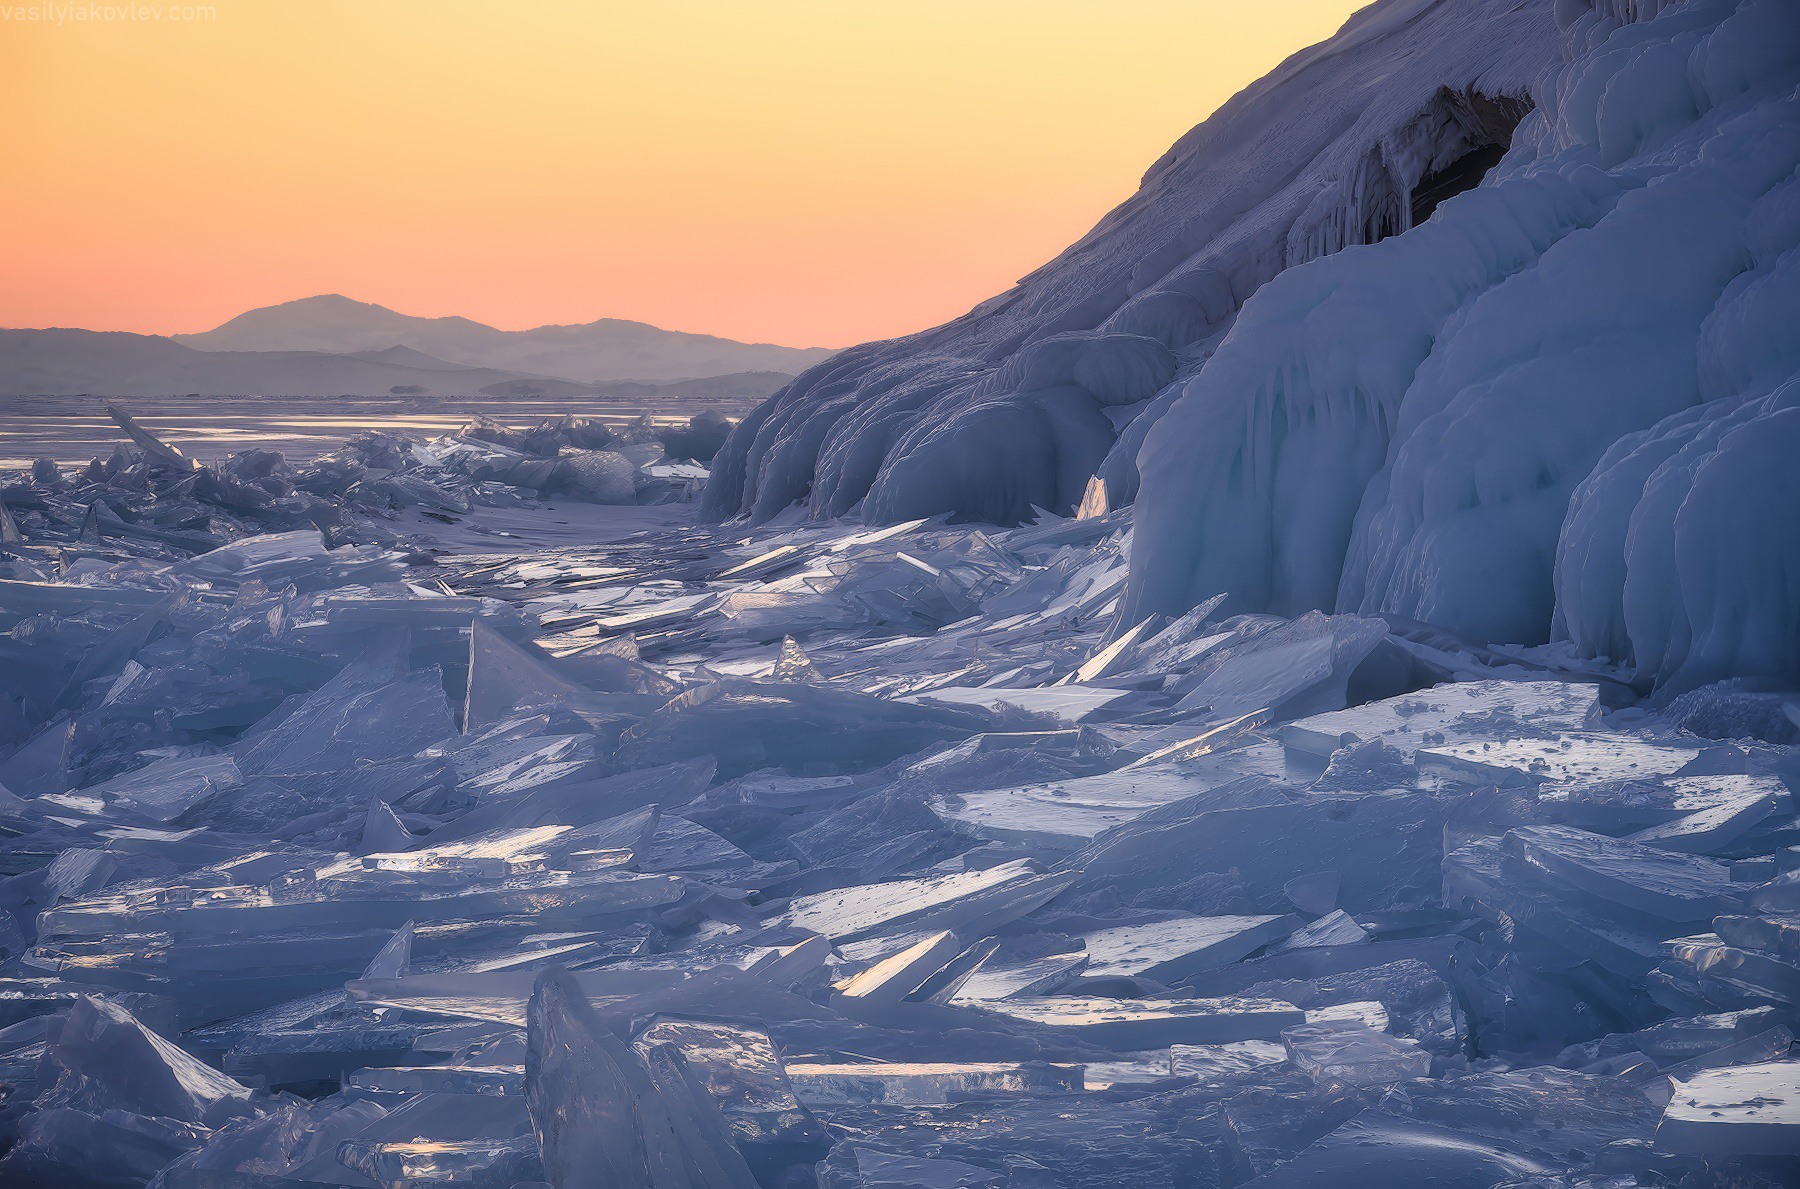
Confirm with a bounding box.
[0,1,1368,348]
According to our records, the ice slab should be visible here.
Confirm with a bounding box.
[77,754,243,824]
[1419,732,1701,787]
[904,684,1132,722]
[1169,616,1385,724]
[784,1061,1082,1105]
[771,860,1065,942]
[463,619,596,732]
[837,932,965,1004]
[1080,1052,1179,1089]
[1504,825,1742,923]
[829,1146,1007,1188]
[945,950,1089,1006]
[1075,787,1443,913]
[47,996,254,1126]
[339,1134,544,1186]
[1270,910,1369,952]
[932,746,1291,850]
[1169,1039,1289,1081]
[1282,680,1599,761]
[1237,1115,1557,1187]
[987,995,1304,1049]
[525,967,758,1189]
[1079,915,1300,981]
[1539,772,1786,836]
[1666,936,1800,1006]
[1280,1019,1431,1086]
[348,1063,525,1096]
[1445,836,1669,977]
[1657,1060,1800,1157]
[1713,915,1800,965]
[633,1018,830,1174]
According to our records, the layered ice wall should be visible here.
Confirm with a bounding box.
[703,0,1560,528]
[1126,0,1800,695]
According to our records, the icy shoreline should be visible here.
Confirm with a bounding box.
[0,412,1798,1187]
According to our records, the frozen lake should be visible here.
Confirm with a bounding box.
[0,391,758,470]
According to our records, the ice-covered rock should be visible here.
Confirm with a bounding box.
[705,0,1556,528]
[1125,0,1800,696]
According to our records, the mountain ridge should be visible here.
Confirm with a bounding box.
[173,294,837,384]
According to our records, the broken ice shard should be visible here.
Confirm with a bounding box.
[1657,1060,1800,1157]
[784,1061,1084,1105]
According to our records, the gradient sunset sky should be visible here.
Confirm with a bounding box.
[2,1,1368,348]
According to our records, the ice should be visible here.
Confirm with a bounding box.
[772,860,1067,943]
[525,966,758,1188]
[705,0,1560,530]
[1237,1115,1559,1187]
[1419,734,1703,788]
[43,996,254,1124]
[1504,826,1741,923]
[1280,1018,1432,1086]
[820,1146,1009,1189]
[463,619,598,731]
[836,931,965,1003]
[945,949,1090,1006]
[344,1137,545,1186]
[1271,910,1370,952]
[786,1060,1083,1106]
[931,746,1291,851]
[1282,680,1601,762]
[349,1063,525,1096]
[988,995,1305,1049]
[1657,1060,1800,1157]
[1078,915,1301,982]
[902,684,1132,723]
[1169,1039,1289,1081]
[1625,778,1787,854]
[632,1019,831,1177]
[1073,785,1444,913]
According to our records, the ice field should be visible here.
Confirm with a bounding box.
[0,399,1797,1186]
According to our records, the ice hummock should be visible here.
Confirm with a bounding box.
[5,424,1799,1187]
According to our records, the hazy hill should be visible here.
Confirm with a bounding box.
[176,294,837,384]
[0,327,595,398]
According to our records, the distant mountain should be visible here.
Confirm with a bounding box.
[0,328,595,398]
[175,294,837,384]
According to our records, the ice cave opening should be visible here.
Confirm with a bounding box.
[1406,90,1534,226]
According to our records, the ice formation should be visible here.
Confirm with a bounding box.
[702,0,1558,528]
[704,0,1800,697]
[1128,0,1800,699]
[1,395,1799,1186]
[3,0,1800,1185]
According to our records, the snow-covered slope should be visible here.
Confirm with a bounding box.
[703,0,1561,526]
[1124,0,1800,696]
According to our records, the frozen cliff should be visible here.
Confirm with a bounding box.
[708,0,1800,695]
[1124,0,1800,697]
[703,0,1561,527]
